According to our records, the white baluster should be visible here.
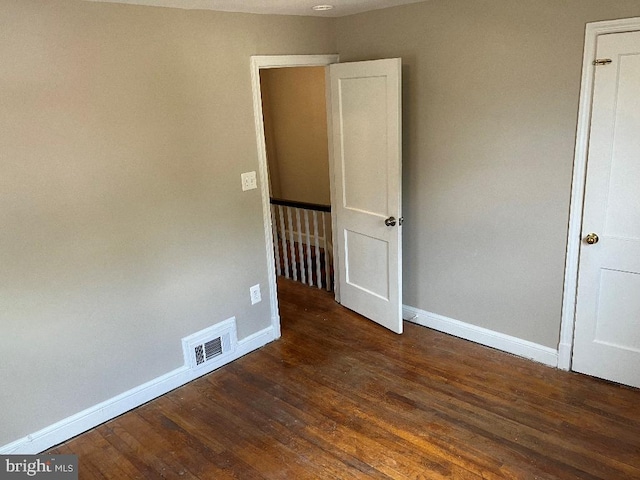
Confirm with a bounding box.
[271,205,281,277]
[278,206,289,279]
[304,209,313,286]
[323,212,331,291]
[287,207,297,281]
[313,211,321,289]
[296,208,305,285]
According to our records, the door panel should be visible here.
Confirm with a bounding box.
[593,269,640,350]
[572,31,640,388]
[603,53,640,239]
[340,76,389,215]
[329,58,402,334]
[345,230,390,300]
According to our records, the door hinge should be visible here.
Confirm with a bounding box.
[592,58,612,66]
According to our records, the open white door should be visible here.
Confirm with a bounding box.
[328,58,402,334]
[572,31,640,388]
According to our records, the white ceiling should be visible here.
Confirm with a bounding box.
[84,0,427,17]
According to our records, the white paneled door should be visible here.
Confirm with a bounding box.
[572,31,640,388]
[329,59,402,334]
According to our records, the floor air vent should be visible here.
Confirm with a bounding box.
[182,317,237,371]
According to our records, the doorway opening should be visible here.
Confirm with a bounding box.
[252,55,403,337]
[259,66,334,292]
[250,54,339,338]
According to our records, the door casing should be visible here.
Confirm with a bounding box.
[560,16,640,371]
[250,54,339,339]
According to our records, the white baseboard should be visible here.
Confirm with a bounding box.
[403,305,558,367]
[0,325,276,455]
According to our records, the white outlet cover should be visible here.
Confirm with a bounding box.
[250,284,261,304]
[241,171,257,191]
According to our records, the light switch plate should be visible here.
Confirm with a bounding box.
[241,171,257,191]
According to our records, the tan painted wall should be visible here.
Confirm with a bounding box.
[336,0,640,348]
[260,67,331,205]
[0,0,334,447]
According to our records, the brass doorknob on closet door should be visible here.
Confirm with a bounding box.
[585,233,599,245]
[384,216,397,227]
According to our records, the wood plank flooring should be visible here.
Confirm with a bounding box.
[50,278,640,479]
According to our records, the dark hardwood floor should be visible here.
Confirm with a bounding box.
[50,278,640,479]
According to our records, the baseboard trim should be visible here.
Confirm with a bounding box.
[0,325,276,455]
[403,305,558,367]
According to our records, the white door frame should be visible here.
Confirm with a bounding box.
[559,17,640,370]
[250,54,339,339]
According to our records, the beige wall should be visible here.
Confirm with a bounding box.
[0,0,334,447]
[260,67,331,205]
[336,0,640,348]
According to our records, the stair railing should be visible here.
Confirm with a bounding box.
[270,197,333,291]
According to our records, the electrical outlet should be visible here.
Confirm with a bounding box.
[241,171,257,191]
[250,284,261,305]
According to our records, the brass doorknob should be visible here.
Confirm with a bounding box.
[585,233,599,245]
